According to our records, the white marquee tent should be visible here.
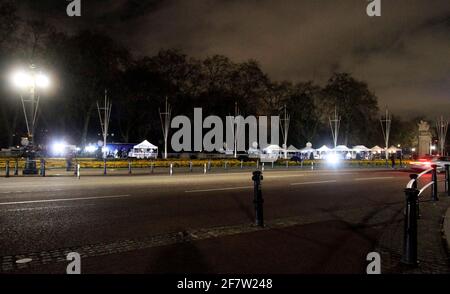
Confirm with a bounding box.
[333,145,351,152]
[387,145,402,153]
[316,145,332,152]
[353,145,371,152]
[129,140,158,159]
[370,145,384,154]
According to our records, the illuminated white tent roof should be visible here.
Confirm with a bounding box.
[263,145,283,152]
[133,140,158,149]
[300,146,315,153]
[353,145,370,152]
[371,145,384,153]
[387,145,402,153]
[287,145,301,152]
[333,145,351,152]
[316,145,331,152]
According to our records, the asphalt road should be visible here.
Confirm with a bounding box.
[0,167,441,273]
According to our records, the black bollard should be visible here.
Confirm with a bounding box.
[409,174,420,218]
[128,161,132,175]
[151,162,154,174]
[66,159,72,172]
[103,159,107,175]
[444,164,450,196]
[40,159,46,177]
[431,164,438,201]
[5,160,10,178]
[189,161,193,173]
[74,160,78,176]
[76,164,80,179]
[252,171,264,227]
[14,160,18,176]
[401,188,419,266]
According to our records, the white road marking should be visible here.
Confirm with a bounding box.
[0,194,130,206]
[6,204,96,212]
[0,188,66,194]
[185,186,253,193]
[290,180,338,186]
[16,258,33,264]
[354,177,394,181]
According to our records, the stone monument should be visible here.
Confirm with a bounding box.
[417,120,432,157]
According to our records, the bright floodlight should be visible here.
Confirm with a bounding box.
[51,142,67,156]
[327,153,340,165]
[11,71,32,89]
[36,73,50,88]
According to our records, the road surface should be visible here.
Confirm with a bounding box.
[0,168,440,273]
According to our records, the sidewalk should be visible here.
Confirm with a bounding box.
[376,194,450,274]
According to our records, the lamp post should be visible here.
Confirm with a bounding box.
[10,65,50,175]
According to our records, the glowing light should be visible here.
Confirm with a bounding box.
[10,69,50,89]
[36,73,50,88]
[11,71,32,89]
[51,142,67,156]
[84,145,98,153]
[327,153,340,165]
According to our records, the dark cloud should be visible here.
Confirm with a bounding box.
[18,0,450,118]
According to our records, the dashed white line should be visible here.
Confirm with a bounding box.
[354,177,394,181]
[0,194,131,206]
[185,186,253,193]
[290,180,338,186]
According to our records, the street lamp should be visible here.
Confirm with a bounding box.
[10,65,51,175]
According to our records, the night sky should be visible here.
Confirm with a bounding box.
[17,0,450,118]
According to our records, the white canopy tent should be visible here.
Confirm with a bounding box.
[316,145,332,152]
[287,145,301,153]
[263,145,283,154]
[371,145,384,154]
[387,145,402,154]
[333,145,351,152]
[129,140,158,159]
[353,145,370,152]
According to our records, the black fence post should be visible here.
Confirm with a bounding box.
[401,188,419,266]
[14,160,19,176]
[252,171,264,227]
[77,163,80,179]
[431,164,438,201]
[66,158,72,172]
[444,164,450,196]
[74,160,78,176]
[409,174,420,218]
[40,159,46,177]
[5,160,10,178]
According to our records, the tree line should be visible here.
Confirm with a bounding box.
[0,0,420,151]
